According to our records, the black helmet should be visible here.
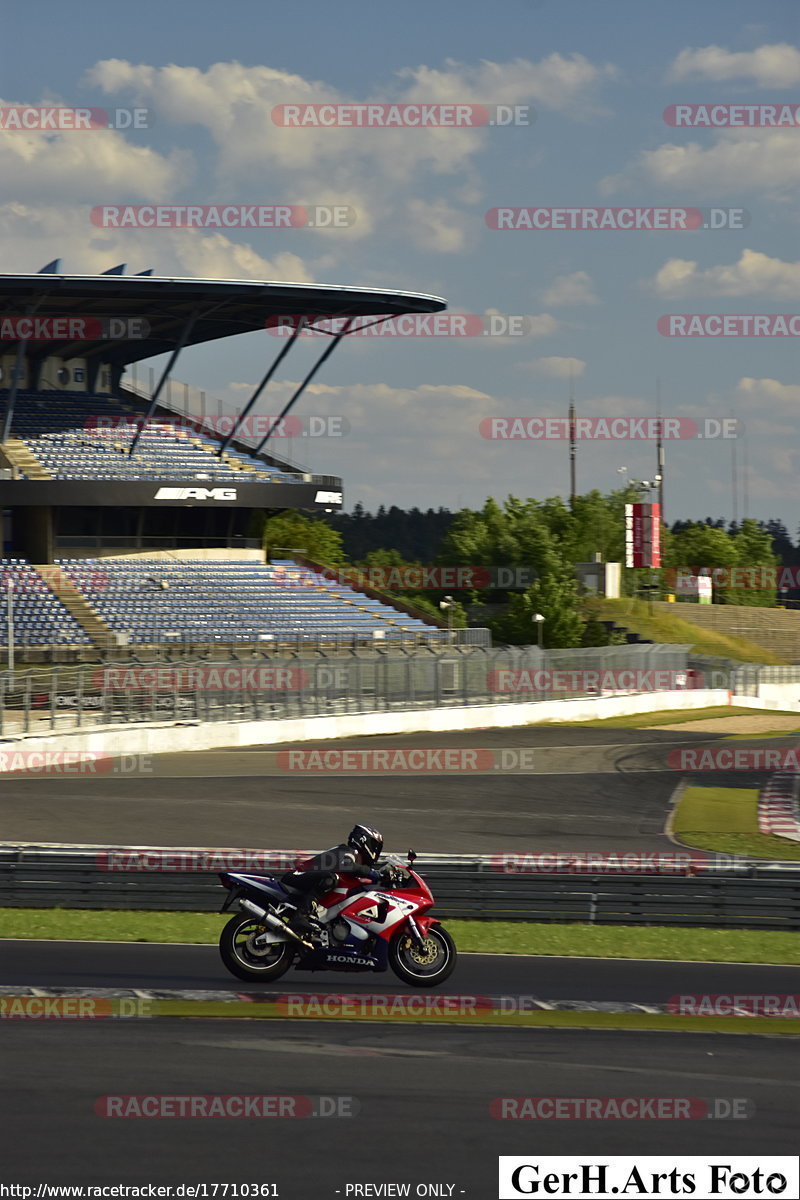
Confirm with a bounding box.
[348,823,383,865]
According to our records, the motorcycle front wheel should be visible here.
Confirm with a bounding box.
[219,913,294,981]
[388,924,457,987]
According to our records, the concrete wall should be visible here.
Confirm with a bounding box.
[0,688,733,767]
[739,686,800,711]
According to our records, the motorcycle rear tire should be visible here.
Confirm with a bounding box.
[219,913,294,982]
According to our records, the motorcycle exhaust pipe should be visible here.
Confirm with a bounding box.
[240,898,276,923]
[239,898,295,937]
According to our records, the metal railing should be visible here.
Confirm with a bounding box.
[3,845,800,929]
[0,643,713,736]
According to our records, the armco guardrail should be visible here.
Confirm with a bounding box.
[3,847,800,930]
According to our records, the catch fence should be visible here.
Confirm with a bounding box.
[0,642,714,736]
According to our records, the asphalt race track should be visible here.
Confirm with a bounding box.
[4,941,800,1003]
[3,724,799,1187]
[2,725,787,853]
[1,1022,798,1189]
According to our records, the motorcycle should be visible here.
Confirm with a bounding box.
[217,850,457,987]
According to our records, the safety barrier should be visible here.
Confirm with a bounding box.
[3,845,800,930]
[758,772,800,842]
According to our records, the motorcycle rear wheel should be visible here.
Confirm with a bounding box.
[219,914,294,982]
[388,924,456,987]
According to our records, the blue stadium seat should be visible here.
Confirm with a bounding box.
[56,558,444,645]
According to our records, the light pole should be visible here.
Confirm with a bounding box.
[533,611,545,651]
[143,576,170,647]
[439,594,456,645]
[52,623,70,662]
[6,576,14,673]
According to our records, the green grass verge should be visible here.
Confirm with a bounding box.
[673,785,800,860]
[545,706,799,730]
[3,909,800,964]
[135,1003,800,1035]
[587,598,786,664]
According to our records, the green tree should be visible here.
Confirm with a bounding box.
[361,548,414,568]
[729,518,779,607]
[261,512,346,565]
[492,572,584,648]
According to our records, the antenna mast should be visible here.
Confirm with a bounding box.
[656,378,664,521]
[568,364,576,507]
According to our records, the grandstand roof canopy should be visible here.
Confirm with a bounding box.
[0,273,448,366]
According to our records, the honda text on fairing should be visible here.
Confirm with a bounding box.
[217,850,457,987]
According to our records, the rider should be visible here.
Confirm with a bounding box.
[279,823,392,942]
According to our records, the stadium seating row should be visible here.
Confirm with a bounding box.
[0,559,445,646]
[0,561,92,644]
[0,392,302,483]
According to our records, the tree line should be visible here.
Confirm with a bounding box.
[257,495,798,648]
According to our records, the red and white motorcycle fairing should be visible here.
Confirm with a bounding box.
[217,856,457,986]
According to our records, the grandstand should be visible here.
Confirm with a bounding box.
[1,392,299,483]
[0,268,450,656]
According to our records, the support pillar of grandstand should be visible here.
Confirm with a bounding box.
[256,318,355,454]
[13,506,53,563]
[217,321,304,456]
[0,332,32,442]
[128,304,226,458]
[127,309,201,458]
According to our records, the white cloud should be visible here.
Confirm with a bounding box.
[0,97,189,203]
[668,43,800,87]
[649,249,800,298]
[526,313,563,337]
[529,356,586,377]
[83,55,618,253]
[0,202,315,282]
[540,271,598,306]
[398,53,618,114]
[601,129,800,196]
[737,377,800,407]
[405,198,469,253]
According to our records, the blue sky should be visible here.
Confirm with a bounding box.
[2,0,799,525]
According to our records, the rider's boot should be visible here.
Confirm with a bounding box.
[277,902,316,949]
